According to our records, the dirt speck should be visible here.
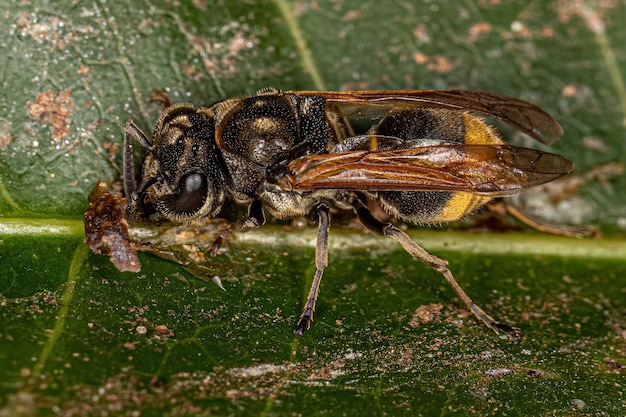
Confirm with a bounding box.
[411,52,453,73]
[409,303,443,328]
[26,88,75,140]
[0,120,13,151]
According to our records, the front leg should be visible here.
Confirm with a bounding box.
[294,203,330,335]
[239,199,267,232]
[209,200,265,256]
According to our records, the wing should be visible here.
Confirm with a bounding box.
[284,144,573,195]
[289,90,563,145]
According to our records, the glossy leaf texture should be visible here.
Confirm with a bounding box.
[1,0,625,415]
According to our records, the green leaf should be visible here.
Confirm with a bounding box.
[2,225,626,415]
[1,0,625,415]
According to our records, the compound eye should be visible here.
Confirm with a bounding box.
[157,172,208,220]
[177,172,207,214]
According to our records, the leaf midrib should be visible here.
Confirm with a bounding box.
[0,218,623,260]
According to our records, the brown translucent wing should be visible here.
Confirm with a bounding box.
[290,90,563,145]
[285,144,573,195]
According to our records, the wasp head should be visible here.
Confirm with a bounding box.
[124,104,226,222]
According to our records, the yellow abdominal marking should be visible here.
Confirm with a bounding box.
[432,114,503,221]
[463,113,502,145]
[438,192,491,222]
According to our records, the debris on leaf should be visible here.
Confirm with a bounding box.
[84,182,141,272]
[84,181,232,290]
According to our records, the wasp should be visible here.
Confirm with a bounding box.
[123,88,572,341]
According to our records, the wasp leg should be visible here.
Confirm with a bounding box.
[355,205,521,342]
[208,223,232,257]
[239,199,267,232]
[294,203,330,335]
[501,202,599,238]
